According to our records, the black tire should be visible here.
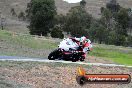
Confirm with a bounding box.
[76,76,86,86]
[48,49,58,60]
[80,56,85,62]
[80,59,84,62]
[71,53,79,62]
[72,57,77,62]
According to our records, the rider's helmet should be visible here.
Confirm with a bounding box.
[80,36,92,46]
[79,36,87,46]
[86,39,91,44]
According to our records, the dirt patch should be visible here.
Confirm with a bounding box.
[0,63,131,88]
[85,56,115,64]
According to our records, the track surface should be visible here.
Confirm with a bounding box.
[0,56,132,68]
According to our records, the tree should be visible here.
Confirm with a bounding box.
[88,19,99,42]
[112,8,130,36]
[95,24,108,44]
[26,0,56,36]
[51,25,64,39]
[116,8,129,28]
[25,1,32,21]
[18,11,26,21]
[101,8,113,28]
[106,0,120,13]
[100,7,105,13]
[107,31,117,44]
[115,34,126,46]
[88,18,109,44]
[64,6,92,37]
[55,14,67,30]
[80,0,86,8]
[127,35,132,47]
[10,8,17,17]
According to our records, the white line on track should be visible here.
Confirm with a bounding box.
[0,58,132,68]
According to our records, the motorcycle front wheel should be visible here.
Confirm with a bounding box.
[80,56,85,62]
[48,49,59,60]
[71,54,79,62]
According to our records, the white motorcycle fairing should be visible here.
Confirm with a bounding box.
[58,38,79,51]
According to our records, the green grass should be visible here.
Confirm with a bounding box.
[0,30,57,49]
[89,44,132,65]
[0,30,132,65]
[0,30,59,58]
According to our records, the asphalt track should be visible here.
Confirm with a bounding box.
[0,56,132,68]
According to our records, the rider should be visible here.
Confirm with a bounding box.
[69,36,92,53]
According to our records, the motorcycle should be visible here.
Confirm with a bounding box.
[48,38,92,62]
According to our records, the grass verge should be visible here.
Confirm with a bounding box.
[89,44,132,65]
[0,30,58,49]
[0,30,132,65]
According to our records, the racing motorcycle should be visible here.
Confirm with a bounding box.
[48,38,92,62]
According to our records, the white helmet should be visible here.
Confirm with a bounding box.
[80,36,86,43]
